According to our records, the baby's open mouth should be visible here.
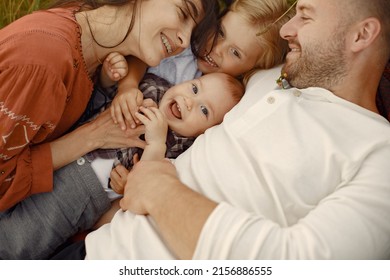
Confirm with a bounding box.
[170,101,182,119]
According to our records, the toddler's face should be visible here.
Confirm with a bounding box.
[197,11,261,77]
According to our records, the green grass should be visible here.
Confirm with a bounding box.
[0,0,52,28]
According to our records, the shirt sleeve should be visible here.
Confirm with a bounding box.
[193,145,390,259]
[0,64,67,211]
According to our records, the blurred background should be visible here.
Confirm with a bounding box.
[0,0,234,29]
[0,0,51,28]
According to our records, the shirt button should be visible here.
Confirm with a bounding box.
[293,89,301,97]
[0,170,5,175]
[267,96,275,104]
[77,157,86,166]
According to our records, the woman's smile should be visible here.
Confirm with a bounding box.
[161,33,173,54]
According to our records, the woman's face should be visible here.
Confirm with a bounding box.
[197,11,261,77]
[137,0,204,67]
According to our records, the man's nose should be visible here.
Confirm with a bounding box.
[280,15,298,40]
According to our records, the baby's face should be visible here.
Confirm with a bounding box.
[197,11,261,77]
[159,73,238,137]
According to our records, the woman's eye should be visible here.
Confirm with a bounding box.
[201,105,208,116]
[179,8,188,20]
[192,83,198,94]
[218,28,225,38]
[232,49,241,58]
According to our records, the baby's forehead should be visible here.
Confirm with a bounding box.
[199,73,228,85]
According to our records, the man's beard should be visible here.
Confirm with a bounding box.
[282,33,348,91]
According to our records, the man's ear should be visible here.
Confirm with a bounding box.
[350,17,381,53]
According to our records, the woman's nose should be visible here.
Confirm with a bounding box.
[177,25,192,49]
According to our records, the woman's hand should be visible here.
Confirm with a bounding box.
[50,109,145,170]
[89,109,146,150]
[110,87,144,130]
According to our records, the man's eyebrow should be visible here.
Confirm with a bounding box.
[297,2,315,15]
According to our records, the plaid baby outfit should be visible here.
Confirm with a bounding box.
[85,73,195,170]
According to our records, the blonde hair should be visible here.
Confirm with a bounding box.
[229,0,295,84]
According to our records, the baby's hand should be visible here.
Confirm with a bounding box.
[135,106,168,146]
[109,164,129,194]
[102,52,128,82]
[142,98,158,109]
[111,87,144,130]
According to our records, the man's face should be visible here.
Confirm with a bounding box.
[279,0,349,90]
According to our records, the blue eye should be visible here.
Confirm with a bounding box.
[201,105,208,116]
[192,83,198,94]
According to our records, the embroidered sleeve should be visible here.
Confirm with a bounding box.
[0,64,67,211]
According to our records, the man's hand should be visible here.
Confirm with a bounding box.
[119,159,177,215]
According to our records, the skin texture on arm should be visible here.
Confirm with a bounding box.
[119,160,217,259]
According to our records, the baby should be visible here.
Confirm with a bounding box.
[90,54,244,198]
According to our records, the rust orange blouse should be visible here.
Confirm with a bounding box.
[0,7,93,211]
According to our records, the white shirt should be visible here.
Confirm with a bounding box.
[85,66,390,259]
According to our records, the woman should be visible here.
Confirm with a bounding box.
[0,0,217,259]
